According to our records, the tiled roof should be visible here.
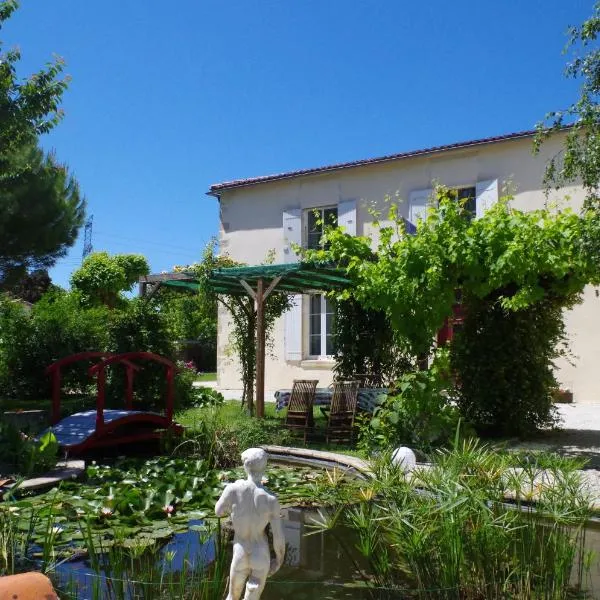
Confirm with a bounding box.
[207,128,540,195]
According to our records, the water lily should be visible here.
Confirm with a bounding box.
[100,507,113,517]
[163,504,175,516]
[51,525,64,535]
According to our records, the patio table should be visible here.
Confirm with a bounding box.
[274,388,388,414]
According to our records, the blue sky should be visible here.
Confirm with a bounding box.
[5,0,592,287]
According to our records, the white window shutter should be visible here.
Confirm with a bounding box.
[475,179,498,219]
[408,189,433,226]
[282,208,303,361]
[337,198,357,236]
[284,294,303,361]
[283,208,302,263]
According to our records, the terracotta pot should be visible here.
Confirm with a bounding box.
[0,572,59,600]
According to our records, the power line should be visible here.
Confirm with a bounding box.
[94,231,204,254]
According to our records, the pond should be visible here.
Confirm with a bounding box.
[3,451,600,599]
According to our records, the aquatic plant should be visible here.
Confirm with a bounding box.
[311,439,593,599]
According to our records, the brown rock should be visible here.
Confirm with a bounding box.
[0,572,59,600]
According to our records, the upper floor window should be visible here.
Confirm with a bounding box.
[307,206,338,249]
[454,186,476,220]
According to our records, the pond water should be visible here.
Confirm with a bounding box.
[7,454,600,599]
[48,505,600,599]
[52,506,371,600]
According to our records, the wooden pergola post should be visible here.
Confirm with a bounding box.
[255,278,265,418]
[239,276,282,419]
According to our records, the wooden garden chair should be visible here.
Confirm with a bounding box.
[326,380,360,444]
[285,379,318,443]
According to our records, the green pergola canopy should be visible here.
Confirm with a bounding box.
[160,262,351,418]
[162,262,352,295]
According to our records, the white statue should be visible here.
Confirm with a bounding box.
[215,448,285,600]
[392,446,417,473]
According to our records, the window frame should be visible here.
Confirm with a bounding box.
[307,293,335,359]
[304,205,338,250]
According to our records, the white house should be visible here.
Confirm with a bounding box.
[207,129,600,403]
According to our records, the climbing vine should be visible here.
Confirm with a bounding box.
[174,242,291,413]
[306,188,600,435]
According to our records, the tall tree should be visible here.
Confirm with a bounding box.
[9,269,53,303]
[71,252,149,308]
[0,0,85,285]
[535,3,600,205]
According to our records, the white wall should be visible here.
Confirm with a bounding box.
[215,133,600,403]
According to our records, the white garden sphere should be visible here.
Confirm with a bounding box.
[392,446,416,473]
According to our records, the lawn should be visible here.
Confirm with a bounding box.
[195,372,217,382]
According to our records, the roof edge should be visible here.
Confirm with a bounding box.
[206,127,558,196]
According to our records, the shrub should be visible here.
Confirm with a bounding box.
[451,297,563,437]
[359,351,467,453]
[0,422,58,476]
[106,298,176,410]
[0,291,108,399]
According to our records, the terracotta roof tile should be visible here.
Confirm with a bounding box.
[207,128,540,195]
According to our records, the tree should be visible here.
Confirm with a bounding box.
[534,2,600,206]
[307,189,600,435]
[0,143,84,285]
[0,1,85,285]
[9,269,53,303]
[70,252,149,308]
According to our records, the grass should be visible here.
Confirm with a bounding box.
[195,372,217,382]
[175,400,363,457]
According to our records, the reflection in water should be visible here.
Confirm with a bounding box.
[53,507,600,599]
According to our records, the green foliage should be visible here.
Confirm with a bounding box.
[0,0,69,147]
[190,385,224,409]
[7,269,53,303]
[0,141,85,286]
[535,2,600,205]
[0,3,84,285]
[308,189,600,436]
[180,405,292,469]
[0,291,109,399]
[105,298,175,409]
[174,240,291,412]
[313,440,592,599]
[360,351,465,453]
[71,251,149,308]
[333,297,412,385]
[451,297,564,437]
[0,422,58,476]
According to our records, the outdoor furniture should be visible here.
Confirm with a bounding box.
[275,387,387,414]
[353,373,384,388]
[324,380,360,444]
[284,379,318,443]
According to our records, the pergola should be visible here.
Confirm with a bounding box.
[159,263,352,418]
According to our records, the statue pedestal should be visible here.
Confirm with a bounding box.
[0,572,59,600]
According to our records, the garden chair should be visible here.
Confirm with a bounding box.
[325,380,360,444]
[285,379,318,443]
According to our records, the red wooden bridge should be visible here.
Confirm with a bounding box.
[43,352,183,454]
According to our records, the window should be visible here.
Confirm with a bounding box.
[454,186,476,220]
[307,206,338,249]
[309,294,335,357]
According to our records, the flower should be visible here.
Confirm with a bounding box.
[100,507,113,518]
[163,504,175,516]
[51,525,64,535]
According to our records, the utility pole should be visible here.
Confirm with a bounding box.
[82,215,93,260]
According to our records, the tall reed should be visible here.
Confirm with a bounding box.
[312,438,593,599]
